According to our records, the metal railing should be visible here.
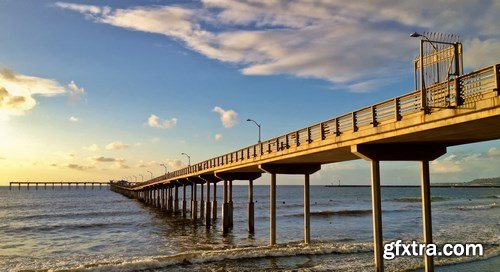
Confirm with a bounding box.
[132,64,499,188]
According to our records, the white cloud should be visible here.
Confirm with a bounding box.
[50,162,94,171]
[213,106,238,128]
[67,80,86,104]
[136,160,158,168]
[215,133,222,141]
[83,144,99,152]
[0,68,66,120]
[90,156,125,162]
[105,141,130,150]
[69,116,79,122]
[163,159,185,171]
[56,0,500,91]
[147,114,177,129]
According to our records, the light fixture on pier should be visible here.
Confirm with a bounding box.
[147,171,153,179]
[246,118,261,143]
[181,152,191,166]
[160,163,168,175]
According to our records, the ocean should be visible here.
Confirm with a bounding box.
[0,184,499,271]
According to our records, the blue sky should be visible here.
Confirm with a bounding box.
[0,0,499,185]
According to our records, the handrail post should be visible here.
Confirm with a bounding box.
[352,112,357,132]
[371,106,377,127]
[495,64,500,95]
[394,98,401,121]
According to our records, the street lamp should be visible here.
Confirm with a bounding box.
[246,118,261,143]
[132,175,137,182]
[139,174,144,182]
[181,152,191,166]
[147,171,153,179]
[160,163,168,175]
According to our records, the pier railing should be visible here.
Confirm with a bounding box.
[135,63,499,187]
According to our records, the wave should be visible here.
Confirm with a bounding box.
[392,196,449,202]
[479,195,500,199]
[455,202,498,211]
[4,221,129,233]
[39,242,500,272]
[57,242,374,271]
[4,210,141,222]
[285,209,372,217]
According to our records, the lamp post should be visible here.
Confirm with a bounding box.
[139,174,144,182]
[147,171,153,179]
[160,163,168,175]
[181,153,191,166]
[246,118,261,143]
[132,175,137,182]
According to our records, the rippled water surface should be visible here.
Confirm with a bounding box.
[0,185,499,271]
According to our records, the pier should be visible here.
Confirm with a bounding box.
[10,181,110,190]
[110,60,500,272]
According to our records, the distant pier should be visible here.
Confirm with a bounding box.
[9,181,110,190]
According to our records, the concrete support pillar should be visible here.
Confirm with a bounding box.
[228,180,233,227]
[182,184,187,218]
[370,160,384,272]
[212,183,218,220]
[421,160,434,272]
[174,185,179,213]
[248,179,255,233]
[222,180,229,233]
[169,186,173,213]
[205,181,211,228]
[192,183,198,220]
[270,173,277,246]
[200,182,205,220]
[304,174,311,244]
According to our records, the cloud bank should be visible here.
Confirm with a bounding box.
[56,0,500,92]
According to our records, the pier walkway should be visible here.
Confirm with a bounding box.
[111,62,500,272]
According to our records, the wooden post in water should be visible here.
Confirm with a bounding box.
[205,181,211,227]
[44,183,47,190]
[270,173,277,246]
[304,174,311,244]
[27,183,30,190]
[421,160,434,272]
[248,179,255,233]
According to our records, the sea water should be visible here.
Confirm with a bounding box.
[0,185,499,271]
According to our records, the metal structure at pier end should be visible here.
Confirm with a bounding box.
[111,60,500,272]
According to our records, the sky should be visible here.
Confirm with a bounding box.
[0,0,499,186]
